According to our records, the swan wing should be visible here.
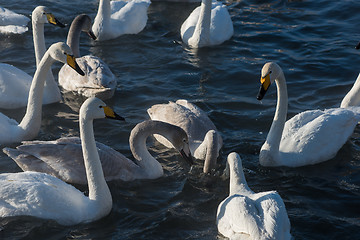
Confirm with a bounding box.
[217,194,263,239]
[0,7,29,34]
[0,171,91,225]
[58,55,116,100]
[3,137,139,184]
[209,2,233,45]
[280,108,360,166]
[0,63,32,109]
[110,0,150,35]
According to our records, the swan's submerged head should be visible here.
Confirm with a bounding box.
[49,42,85,76]
[80,97,124,121]
[257,62,282,100]
[32,6,65,28]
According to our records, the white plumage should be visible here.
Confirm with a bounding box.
[0,6,29,34]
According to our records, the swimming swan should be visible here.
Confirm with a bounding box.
[0,6,29,34]
[0,97,123,225]
[180,0,233,48]
[92,0,151,41]
[0,42,84,145]
[147,99,222,173]
[257,62,360,167]
[58,14,116,100]
[0,6,65,109]
[3,120,193,185]
[216,152,291,239]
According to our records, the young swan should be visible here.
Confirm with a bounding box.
[0,97,123,225]
[257,62,360,167]
[217,152,291,239]
[58,14,116,100]
[0,42,84,145]
[4,120,193,185]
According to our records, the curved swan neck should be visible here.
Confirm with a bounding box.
[67,16,84,58]
[129,121,173,178]
[229,155,252,195]
[79,114,111,205]
[191,0,212,47]
[340,73,360,108]
[265,71,288,153]
[19,52,53,136]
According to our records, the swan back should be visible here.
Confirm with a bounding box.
[0,6,29,34]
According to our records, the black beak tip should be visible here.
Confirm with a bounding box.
[356,42,360,50]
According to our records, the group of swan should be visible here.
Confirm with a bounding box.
[0,97,123,225]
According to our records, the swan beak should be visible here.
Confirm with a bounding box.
[180,149,194,165]
[46,13,65,28]
[257,74,271,100]
[356,41,360,50]
[66,54,85,76]
[103,106,125,121]
[87,30,97,40]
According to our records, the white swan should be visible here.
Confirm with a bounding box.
[147,99,222,173]
[92,0,151,41]
[257,62,360,167]
[0,97,123,225]
[3,120,193,185]
[0,42,84,145]
[58,14,116,100]
[216,152,291,239]
[180,0,233,48]
[0,6,65,109]
[0,6,29,34]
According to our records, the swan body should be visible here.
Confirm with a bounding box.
[147,99,222,173]
[0,6,64,109]
[3,120,193,185]
[257,62,360,167]
[0,6,29,34]
[217,152,291,240]
[180,0,233,48]
[0,42,84,145]
[92,0,151,41]
[59,14,116,100]
[0,97,122,225]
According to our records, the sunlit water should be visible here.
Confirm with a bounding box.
[0,0,360,239]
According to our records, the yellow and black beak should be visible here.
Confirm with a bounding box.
[257,73,271,100]
[87,30,97,40]
[102,106,125,121]
[66,54,85,76]
[46,13,65,28]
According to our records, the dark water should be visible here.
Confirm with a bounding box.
[0,0,360,239]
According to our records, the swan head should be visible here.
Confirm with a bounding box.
[48,42,85,76]
[257,62,283,100]
[32,6,65,27]
[80,97,125,121]
[75,14,97,40]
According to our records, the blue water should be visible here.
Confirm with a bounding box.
[0,0,360,239]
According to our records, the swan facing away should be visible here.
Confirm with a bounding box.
[0,6,65,109]
[257,62,360,167]
[0,6,29,34]
[0,42,84,145]
[58,14,116,100]
[180,0,233,48]
[92,0,151,41]
[147,99,222,173]
[0,97,123,225]
[3,120,193,185]
[217,152,291,239]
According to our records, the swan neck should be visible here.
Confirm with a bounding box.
[265,72,288,153]
[32,19,46,67]
[229,159,252,196]
[192,0,212,47]
[67,19,83,58]
[19,52,53,135]
[94,0,111,29]
[202,130,219,173]
[340,73,360,108]
[79,115,111,204]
